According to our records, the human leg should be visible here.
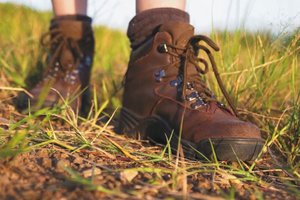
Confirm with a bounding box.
[52,0,87,16]
[136,0,186,13]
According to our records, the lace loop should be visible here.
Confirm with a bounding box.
[164,35,238,116]
[40,28,84,77]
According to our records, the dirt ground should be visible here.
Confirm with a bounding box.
[0,147,296,200]
[0,93,298,200]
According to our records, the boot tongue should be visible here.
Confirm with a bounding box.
[159,21,194,47]
[51,20,85,40]
[50,17,93,40]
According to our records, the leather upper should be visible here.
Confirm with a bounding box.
[123,21,262,143]
[18,17,95,111]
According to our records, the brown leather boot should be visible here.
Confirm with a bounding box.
[17,15,94,114]
[120,9,263,161]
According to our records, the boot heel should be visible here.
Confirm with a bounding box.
[118,108,141,139]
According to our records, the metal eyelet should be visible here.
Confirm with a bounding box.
[170,76,183,87]
[154,69,166,82]
[186,91,199,101]
[217,102,225,108]
[70,75,77,80]
[157,43,168,53]
[170,79,180,87]
[191,98,206,109]
[187,82,194,90]
[85,56,92,66]
[72,69,79,74]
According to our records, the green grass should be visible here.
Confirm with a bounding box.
[0,2,299,199]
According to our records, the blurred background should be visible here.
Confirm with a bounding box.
[0,0,299,34]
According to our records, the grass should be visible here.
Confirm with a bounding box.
[0,2,299,199]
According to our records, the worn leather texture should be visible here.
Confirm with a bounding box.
[122,21,262,143]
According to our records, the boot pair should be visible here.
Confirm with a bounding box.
[17,11,263,161]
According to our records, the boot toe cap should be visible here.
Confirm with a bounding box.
[192,119,262,142]
[190,120,263,161]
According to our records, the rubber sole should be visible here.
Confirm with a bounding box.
[119,108,264,161]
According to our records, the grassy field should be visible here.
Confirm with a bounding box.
[0,3,299,199]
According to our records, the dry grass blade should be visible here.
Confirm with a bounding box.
[0,86,33,98]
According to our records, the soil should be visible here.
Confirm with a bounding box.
[0,92,298,200]
[0,147,296,200]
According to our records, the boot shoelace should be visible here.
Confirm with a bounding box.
[40,28,84,85]
[157,35,238,116]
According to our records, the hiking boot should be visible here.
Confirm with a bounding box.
[119,9,263,161]
[16,15,94,113]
